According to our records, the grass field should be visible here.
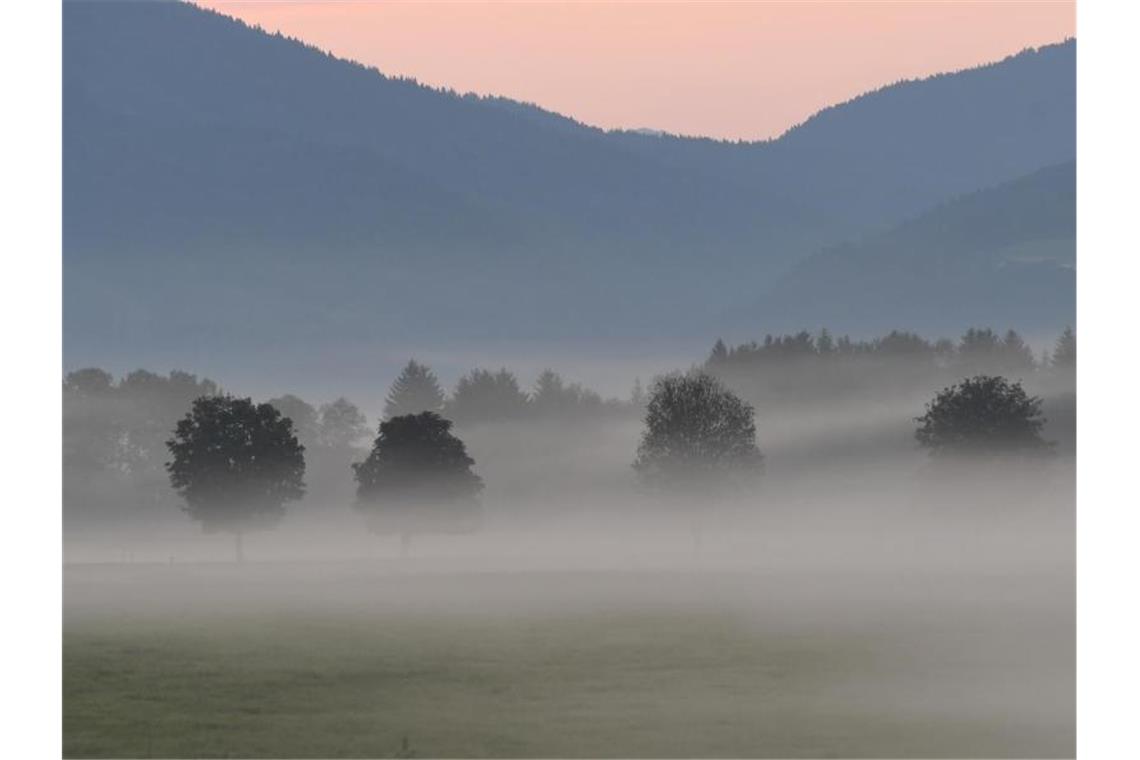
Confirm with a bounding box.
[63,555,1073,758]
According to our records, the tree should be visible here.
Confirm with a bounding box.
[915,375,1052,458]
[267,394,318,446]
[531,369,604,418]
[708,338,729,366]
[956,327,1034,375]
[446,368,529,425]
[383,360,445,419]
[634,372,763,490]
[64,367,114,397]
[999,329,1037,374]
[317,397,368,449]
[352,412,482,552]
[63,369,125,505]
[1052,326,1076,371]
[957,327,1001,368]
[64,368,222,523]
[816,328,835,355]
[875,330,932,356]
[166,395,306,561]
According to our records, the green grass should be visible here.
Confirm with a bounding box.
[63,566,1073,758]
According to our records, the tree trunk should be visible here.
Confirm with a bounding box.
[234,532,245,564]
[400,532,412,558]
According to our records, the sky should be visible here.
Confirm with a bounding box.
[195,0,1074,141]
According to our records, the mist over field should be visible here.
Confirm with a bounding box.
[60,2,1076,757]
[63,331,1075,758]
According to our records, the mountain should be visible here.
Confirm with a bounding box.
[740,161,1076,337]
[611,40,1075,229]
[63,0,1075,376]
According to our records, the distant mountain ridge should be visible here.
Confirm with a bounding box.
[741,161,1076,337]
[63,0,1075,375]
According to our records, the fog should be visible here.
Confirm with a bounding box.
[63,337,1074,757]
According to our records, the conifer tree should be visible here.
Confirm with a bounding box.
[384,360,445,419]
[1052,326,1076,370]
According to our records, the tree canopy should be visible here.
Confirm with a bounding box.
[268,394,318,446]
[384,360,446,419]
[1052,326,1076,370]
[166,395,306,540]
[353,412,482,505]
[530,369,605,418]
[317,397,369,450]
[633,372,763,490]
[446,368,530,425]
[915,375,1052,457]
[353,412,483,543]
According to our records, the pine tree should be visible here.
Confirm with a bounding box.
[384,360,445,419]
[708,338,729,365]
[1052,326,1076,370]
[1000,329,1037,374]
[816,328,835,355]
[446,368,529,425]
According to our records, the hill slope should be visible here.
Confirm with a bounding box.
[63,0,1076,371]
[741,161,1076,337]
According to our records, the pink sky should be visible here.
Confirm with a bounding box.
[196,1,1074,141]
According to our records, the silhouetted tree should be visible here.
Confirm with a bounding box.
[268,394,318,446]
[166,395,306,561]
[1000,329,1037,374]
[1052,326,1076,370]
[915,375,1052,458]
[634,372,763,547]
[63,368,123,481]
[634,372,763,490]
[317,397,368,449]
[64,367,114,397]
[816,328,835,355]
[353,412,482,552]
[875,330,932,356]
[957,327,1001,363]
[383,360,445,419]
[446,368,529,425]
[531,369,604,418]
[708,338,729,365]
[64,368,222,523]
[955,327,1034,375]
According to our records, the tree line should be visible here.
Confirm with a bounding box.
[159,367,1056,561]
[384,361,627,424]
[64,326,1073,560]
[62,362,630,528]
[705,326,1075,407]
[709,326,1073,370]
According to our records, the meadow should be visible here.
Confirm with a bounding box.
[64,535,1073,758]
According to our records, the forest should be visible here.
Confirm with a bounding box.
[62,325,1075,563]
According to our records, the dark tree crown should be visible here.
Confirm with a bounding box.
[445,368,529,425]
[165,395,306,532]
[531,369,604,417]
[915,375,1052,457]
[634,372,763,489]
[1052,326,1076,369]
[267,394,318,445]
[353,412,483,506]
